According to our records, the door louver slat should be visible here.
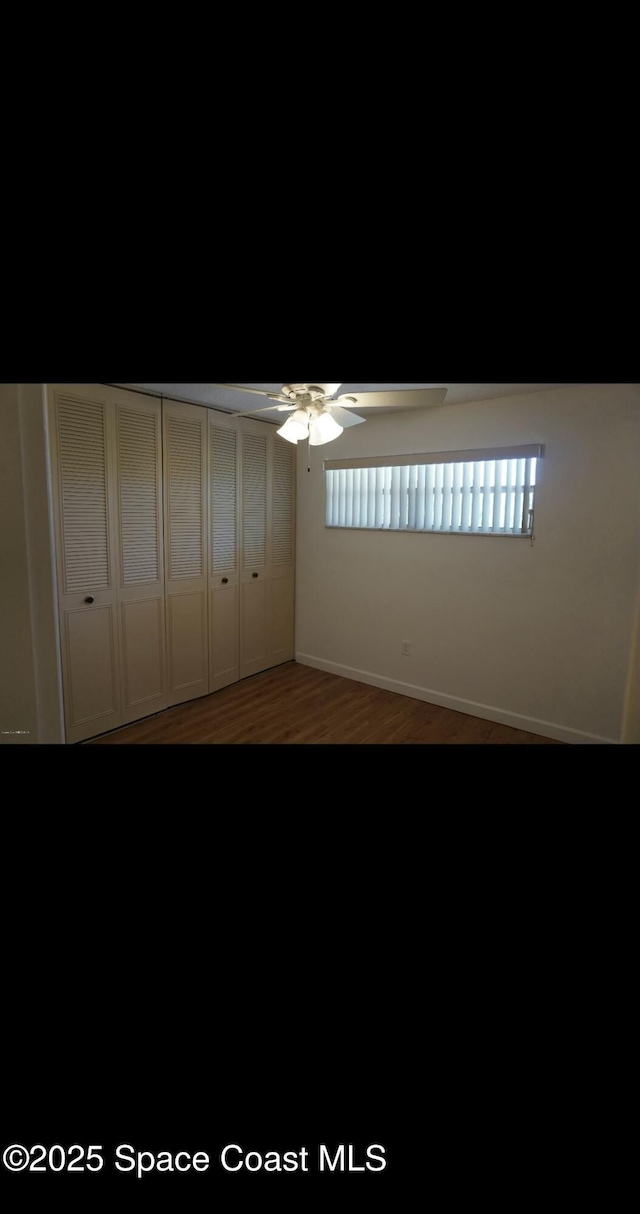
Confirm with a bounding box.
[118,409,159,585]
[168,416,203,579]
[211,425,237,574]
[243,432,267,568]
[58,398,110,591]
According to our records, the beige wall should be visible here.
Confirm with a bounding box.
[295,384,640,743]
[0,384,64,744]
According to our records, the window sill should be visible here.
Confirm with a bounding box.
[325,526,533,538]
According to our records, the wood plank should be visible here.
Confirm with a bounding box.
[88,662,561,746]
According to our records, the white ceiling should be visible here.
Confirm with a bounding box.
[117,383,580,422]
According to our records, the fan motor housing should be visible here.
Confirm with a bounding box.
[283,383,331,403]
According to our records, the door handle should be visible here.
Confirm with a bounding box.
[84,596,95,604]
[222,577,228,584]
[252,572,258,578]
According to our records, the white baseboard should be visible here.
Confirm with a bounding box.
[295,652,619,745]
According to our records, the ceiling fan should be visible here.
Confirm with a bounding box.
[209,383,448,446]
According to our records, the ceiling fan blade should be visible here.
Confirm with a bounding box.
[232,403,297,417]
[204,383,298,417]
[208,383,279,399]
[327,405,366,429]
[200,384,295,417]
[336,388,447,413]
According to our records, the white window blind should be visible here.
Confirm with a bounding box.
[325,446,542,536]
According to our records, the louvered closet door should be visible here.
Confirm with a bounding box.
[208,412,240,692]
[271,433,296,666]
[115,394,168,723]
[48,385,122,743]
[240,420,271,678]
[163,401,209,706]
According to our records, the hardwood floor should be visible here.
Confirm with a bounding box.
[88,662,560,745]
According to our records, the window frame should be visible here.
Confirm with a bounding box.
[323,445,543,538]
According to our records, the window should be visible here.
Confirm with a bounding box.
[325,445,542,536]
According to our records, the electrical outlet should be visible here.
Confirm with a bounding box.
[401,640,411,656]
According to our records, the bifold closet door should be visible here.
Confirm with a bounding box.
[115,393,168,724]
[163,400,209,706]
[240,422,270,678]
[49,385,122,743]
[271,433,295,666]
[50,388,292,741]
[208,412,240,692]
[240,420,296,679]
[50,384,169,742]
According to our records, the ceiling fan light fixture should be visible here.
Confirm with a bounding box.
[276,409,309,444]
[308,411,344,446]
